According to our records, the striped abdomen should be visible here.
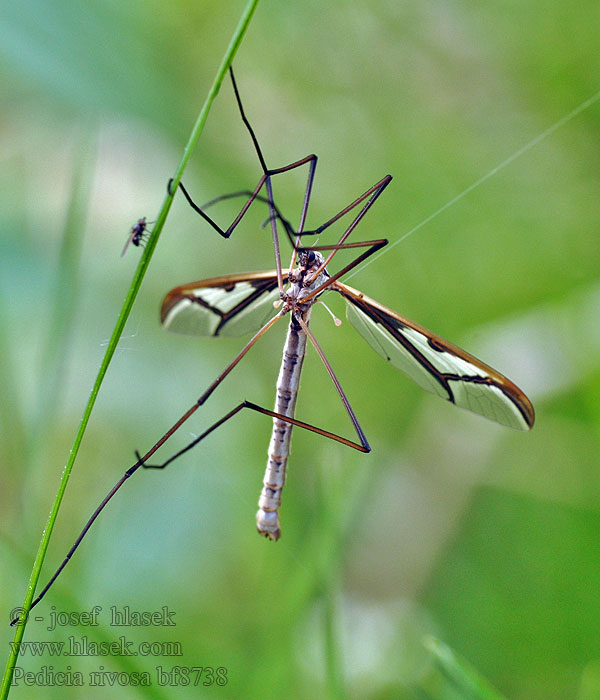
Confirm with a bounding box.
[256,308,311,540]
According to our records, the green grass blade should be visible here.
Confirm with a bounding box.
[423,636,508,700]
[0,1,262,697]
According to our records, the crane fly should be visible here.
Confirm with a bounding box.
[159,241,534,540]
[15,67,534,623]
[159,68,534,539]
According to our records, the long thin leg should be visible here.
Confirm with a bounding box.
[288,155,318,272]
[174,173,390,300]
[173,72,394,284]
[23,224,389,621]
[263,175,284,292]
[173,170,390,261]
[165,67,320,294]
[200,190,296,239]
[295,314,370,452]
[170,157,317,293]
[142,398,369,472]
[302,236,389,303]
[169,154,317,245]
[172,164,318,292]
[291,173,393,287]
[306,174,392,237]
[171,67,391,290]
[305,174,392,282]
[13,312,285,624]
[16,390,369,624]
[229,65,316,289]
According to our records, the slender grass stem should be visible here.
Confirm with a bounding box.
[423,636,509,700]
[0,1,262,696]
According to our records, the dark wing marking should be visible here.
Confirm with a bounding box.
[161,271,284,337]
[331,281,534,430]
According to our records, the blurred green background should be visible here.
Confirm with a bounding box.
[1,1,600,698]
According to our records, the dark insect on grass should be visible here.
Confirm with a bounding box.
[121,217,152,257]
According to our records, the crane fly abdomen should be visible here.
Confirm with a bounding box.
[256,305,312,540]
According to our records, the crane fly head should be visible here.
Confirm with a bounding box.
[293,249,326,279]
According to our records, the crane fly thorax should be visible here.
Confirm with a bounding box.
[283,250,330,313]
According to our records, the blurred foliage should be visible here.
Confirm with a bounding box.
[1,1,600,699]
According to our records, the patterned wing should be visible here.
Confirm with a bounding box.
[161,271,283,337]
[332,281,534,430]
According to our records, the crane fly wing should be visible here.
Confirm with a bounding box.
[161,271,284,338]
[331,281,534,431]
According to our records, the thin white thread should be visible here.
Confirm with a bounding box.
[345,87,600,281]
[100,324,141,352]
